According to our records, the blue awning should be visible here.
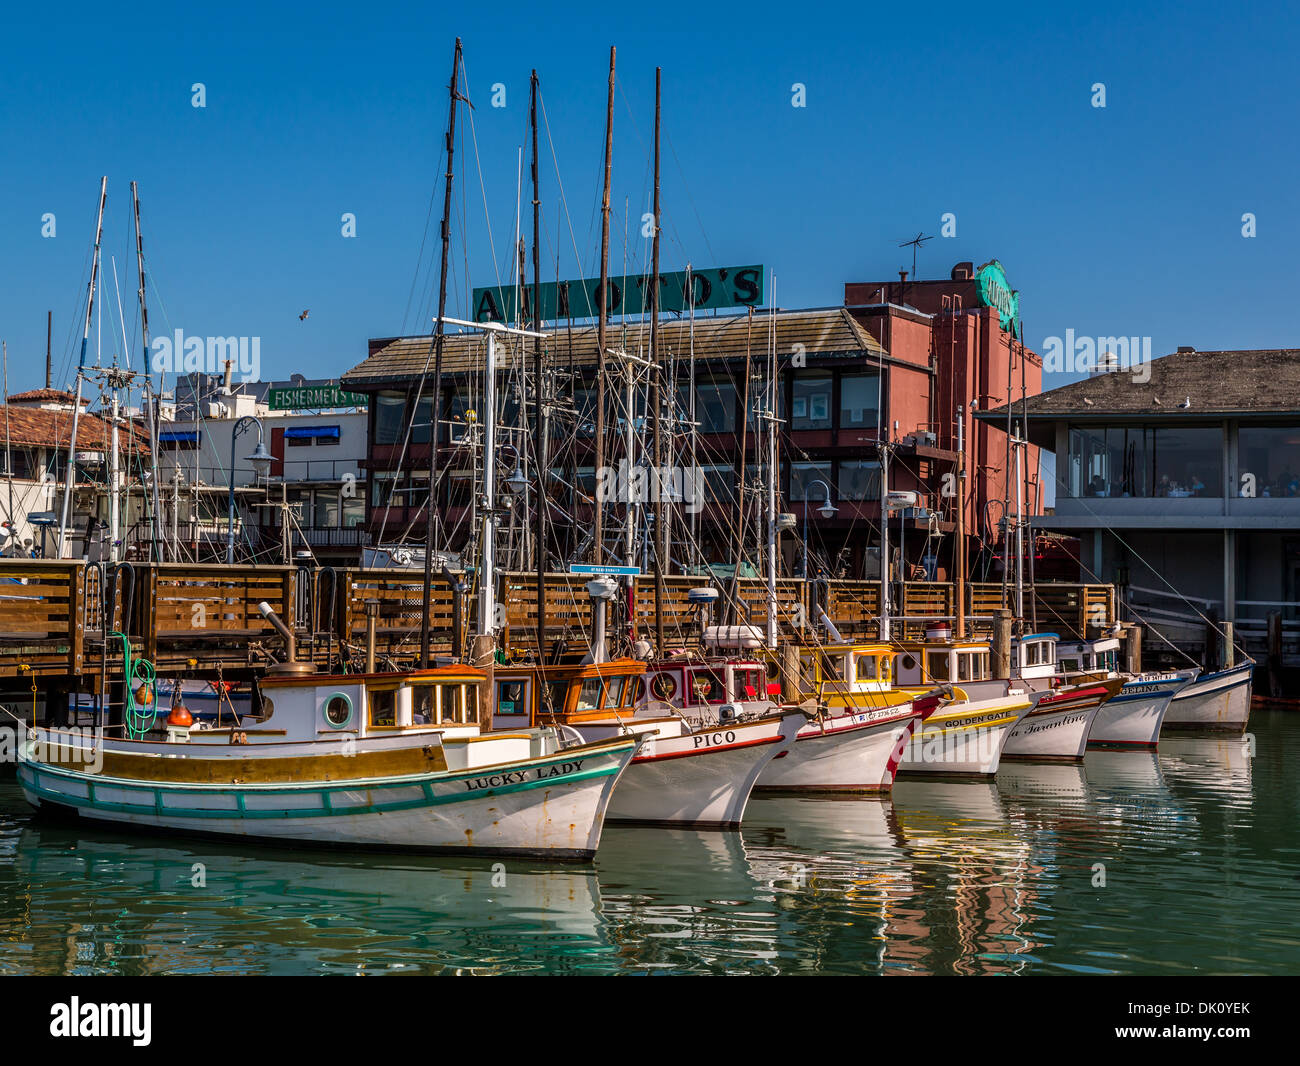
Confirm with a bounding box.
[284,425,340,441]
[159,430,199,444]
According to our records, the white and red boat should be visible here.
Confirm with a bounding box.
[499,656,806,828]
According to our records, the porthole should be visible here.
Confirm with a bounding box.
[323,693,354,729]
[901,655,917,671]
[650,673,677,700]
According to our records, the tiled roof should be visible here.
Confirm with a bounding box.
[982,348,1300,418]
[0,405,150,453]
[342,308,887,387]
[6,388,88,405]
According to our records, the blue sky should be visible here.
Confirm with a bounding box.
[1,1,1296,394]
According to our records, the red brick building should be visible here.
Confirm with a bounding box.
[845,260,1045,578]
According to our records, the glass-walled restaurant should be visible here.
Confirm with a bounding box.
[1064,423,1300,500]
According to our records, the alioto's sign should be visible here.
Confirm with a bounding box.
[975,260,1020,337]
[473,265,764,324]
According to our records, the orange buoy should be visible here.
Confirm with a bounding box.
[134,684,155,707]
[167,704,193,728]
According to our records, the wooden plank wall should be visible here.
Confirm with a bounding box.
[0,558,1116,681]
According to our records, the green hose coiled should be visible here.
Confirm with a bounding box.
[112,630,157,740]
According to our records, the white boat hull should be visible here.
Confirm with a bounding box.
[15,737,638,861]
[1088,674,1190,747]
[1002,698,1101,761]
[572,712,804,827]
[1163,663,1253,733]
[898,695,1033,777]
[756,703,920,793]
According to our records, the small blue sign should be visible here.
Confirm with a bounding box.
[568,563,642,576]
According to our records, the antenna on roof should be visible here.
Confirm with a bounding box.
[896,233,935,280]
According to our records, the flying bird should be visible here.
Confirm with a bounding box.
[299,309,310,321]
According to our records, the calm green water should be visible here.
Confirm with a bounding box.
[1,712,1296,976]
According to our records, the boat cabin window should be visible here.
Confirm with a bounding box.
[369,686,399,728]
[1101,651,1117,671]
[734,666,762,700]
[408,681,474,725]
[1060,656,1080,672]
[546,680,570,715]
[496,679,529,718]
[926,652,951,681]
[627,677,645,704]
[688,670,727,705]
[323,693,354,730]
[649,672,679,702]
[604,675,628,710]
[824,653,847,683]
[576,678,604,712]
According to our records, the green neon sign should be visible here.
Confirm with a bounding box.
[975,260,1020,336]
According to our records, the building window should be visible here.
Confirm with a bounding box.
[691,378,737,434]
[410,397,434,444]
[1066,424,1221,498]
[342,496,365,527]
[1237,426,1300,497]
[839,372,880,431]
[791,372,832,430]
[374,394,406,445]
[314,492,340,528]
[838,460,881,501]
[789,461,834,502]
[698,465,735,502]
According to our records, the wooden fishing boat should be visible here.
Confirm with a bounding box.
[495,656,808,828]
[1162,660,1254,734]
[752,643,941,793]
[893,639,1036,776]
[996,633,1124,760]
[1056,637,1199,746]
[16,664,640,860]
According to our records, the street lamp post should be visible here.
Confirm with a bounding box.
[801,478,837,578]
[226,416,273,565]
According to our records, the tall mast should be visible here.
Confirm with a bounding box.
[133,182,166,562]
[4,342,14,550]
[58,176,107,560]
[1014,421,1025,621]
[649,66,666,654]
[593,45,615,564]
[955,405,967,638]
[530,70,548,671]
[687,264,697,570]
[765,275,778,649]
[479,329,499,636]
[879,438,891,642]
[420,37,461,667]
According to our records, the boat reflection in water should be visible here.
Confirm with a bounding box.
[3,818,604,976]
[1159,734,1253,801]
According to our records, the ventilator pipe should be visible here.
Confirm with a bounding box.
[258,601,296,663]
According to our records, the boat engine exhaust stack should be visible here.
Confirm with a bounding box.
[258,601,315,675]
